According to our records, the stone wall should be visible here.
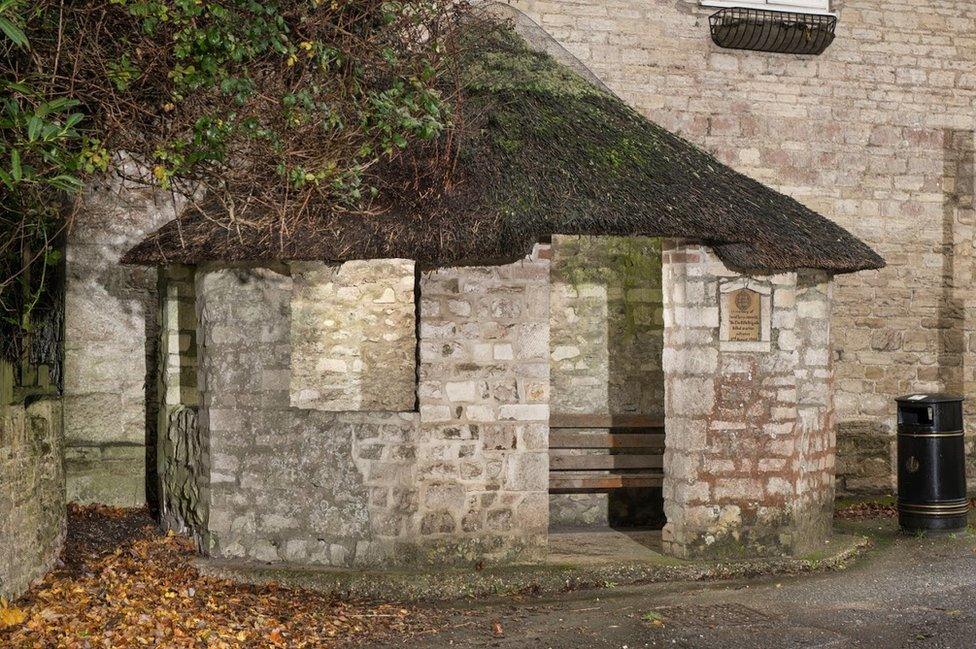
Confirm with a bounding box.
[416,253,550,561]
[166,241,839,562]
[290,260,416,412]
[661,242,834,558]
[64,166,184,505]
[549,235,664,417]
[512,0,976,495]
[548,235,665,527]
[196,266,378,564]
[0,399,65,599]
[187,251,549,567]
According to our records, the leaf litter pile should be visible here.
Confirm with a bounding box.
[0,504,442,648]
[834,500,897,520]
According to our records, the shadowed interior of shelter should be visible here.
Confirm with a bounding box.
[548,235,666,536]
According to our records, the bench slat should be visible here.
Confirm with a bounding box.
[549,472,664,491]
[549,413,664,429]
[549,431,665,449]
[549,454,664,471]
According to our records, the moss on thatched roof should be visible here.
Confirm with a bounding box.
[123,19,883,275]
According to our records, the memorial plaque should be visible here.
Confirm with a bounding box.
[726,288,761,342]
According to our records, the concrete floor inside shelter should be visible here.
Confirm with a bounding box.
[547,527,665,565]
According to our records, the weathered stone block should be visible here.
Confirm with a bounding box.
[668,377,715,416]
[506,453,548,491]
[290,260,416,412]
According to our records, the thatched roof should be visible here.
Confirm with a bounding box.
[123,13,883,275]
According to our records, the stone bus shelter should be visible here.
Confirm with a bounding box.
[129,233,841,568]
[110,11,882,568]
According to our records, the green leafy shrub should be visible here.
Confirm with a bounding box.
[0,0,477,356]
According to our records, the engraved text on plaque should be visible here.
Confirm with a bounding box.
[726,288,761,342]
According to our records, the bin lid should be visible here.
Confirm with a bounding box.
[895,392,964,404]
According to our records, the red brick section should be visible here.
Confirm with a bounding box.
[661,241,834,559]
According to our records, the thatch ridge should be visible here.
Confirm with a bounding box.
[123,14,884,275]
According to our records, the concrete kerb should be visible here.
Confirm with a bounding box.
[192,532,870,603]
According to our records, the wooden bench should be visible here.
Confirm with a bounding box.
[548,413,665,492]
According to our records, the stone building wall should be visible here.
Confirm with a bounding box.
[196,266,384,564]
[416,253,550,561]
[548,235,665,527]
[189,250,549,567]
[661,242,834,558]
[512,0,976,494]
[64,166,184,505]
[0,399,66,599]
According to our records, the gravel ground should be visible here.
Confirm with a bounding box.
[377,517,976,649]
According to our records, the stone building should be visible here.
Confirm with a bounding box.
[508,0,976,494]
[112,21,881,565]
[59,2,975,507]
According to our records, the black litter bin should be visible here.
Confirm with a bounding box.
[896,393,969,532]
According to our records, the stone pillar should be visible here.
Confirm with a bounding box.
[661,241,835,558]
[792,270,836,550]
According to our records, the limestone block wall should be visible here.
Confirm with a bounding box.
[0,399,65,599]
[196,266,382,564]
[189,251,549,567]
[549,235,664,417]
[290,260,416,412]
[661,242,834,558]
[416,252,550,561]
[64,167,184,505]
[548,235,664,527]
[512,0,976,495]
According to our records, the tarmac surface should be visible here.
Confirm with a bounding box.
[378,518,976,649]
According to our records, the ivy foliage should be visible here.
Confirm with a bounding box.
[0,0,471,354]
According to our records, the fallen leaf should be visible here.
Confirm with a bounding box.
[0,505,443,647]
[0,606,26,629]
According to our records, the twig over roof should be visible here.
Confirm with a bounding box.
[123,13,883,275]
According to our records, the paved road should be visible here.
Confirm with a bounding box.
[376,520,976,649]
